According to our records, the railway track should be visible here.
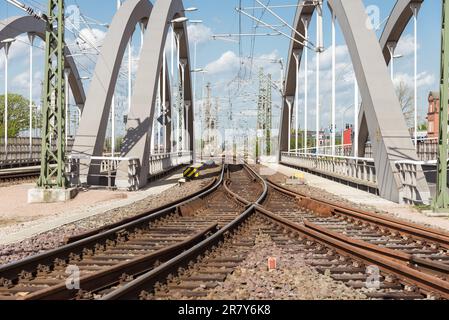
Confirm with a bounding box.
[0,167,40,185]
[259,175,449,298]
[264,179,449,273]
[0,164,265,300]
[2,163,449,300]
[101,165,449,300]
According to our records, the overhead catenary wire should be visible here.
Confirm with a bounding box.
[235,7,315,52]
[254,0,315,47]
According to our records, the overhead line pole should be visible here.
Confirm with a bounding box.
[8,0,69,190]
[315,0,323,155]
[38,0,66,188]
[432,0,449,212]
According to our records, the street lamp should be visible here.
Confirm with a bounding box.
[169,17,189,153]
[191,68,207,162]
[189,19,203,156]
[64,68,71,149]
[2,38,16,157]
[171,17,189,24]
[391,53,403,81]
[293,50,300,155]
[183,7,198,12]
[28,33,35,158]
[411,2,421,151]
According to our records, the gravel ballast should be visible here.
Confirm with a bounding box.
[205,233,367,300]
[0,167,221,266]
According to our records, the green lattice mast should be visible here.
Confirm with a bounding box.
[265,73,272,156]
[256,68,265,162]
[38,0,67,189]
[433,0,449,212]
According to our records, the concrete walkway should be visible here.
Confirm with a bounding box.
[263,163,449,232]
[0,170,184,246]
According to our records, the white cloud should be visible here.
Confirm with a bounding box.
[396,34,418,57]
[318,45,351,70]
[75,28,106,52]
[205,51,240,75]
[0,35,31,70]
[393,71,436,88]
[9,69,43,100]
[187,24,213,44]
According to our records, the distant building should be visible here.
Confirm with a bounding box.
[427,91,440,138]
[343,124,353,145]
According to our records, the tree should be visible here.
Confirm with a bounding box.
[418,122,428,131]
[0,94,39,138]
[395,81,414,129]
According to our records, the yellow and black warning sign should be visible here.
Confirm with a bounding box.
[183,166,201,179]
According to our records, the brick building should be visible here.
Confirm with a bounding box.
[427,91,440,138]
[343,125,353,145]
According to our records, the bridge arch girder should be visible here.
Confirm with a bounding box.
[71,0,153,184]
[280,1,315,154]
[0,15,86,109]
[280,0,430,203]
[357,0,424,157]
[327,0,429,203]
[116,0,193,189]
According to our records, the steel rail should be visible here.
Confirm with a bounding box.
[66,167,222,243]
[304,220,449,274]
[103,164,449,300]
[101,165,268,300]
[255,206,449,299]
[266,177,449,247]
[264,177,449,274]
[0,169,40,182]
[0,166,225,282]
[21,224,218,300]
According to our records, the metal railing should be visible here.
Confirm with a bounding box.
[395,160,423,205]
[148,152,193,177]
[281,152,377,187]
[67,155,140,190]
[68,151,193,190]
[290,138,441,161]
[0,137,74,169]
[281,152,435,204]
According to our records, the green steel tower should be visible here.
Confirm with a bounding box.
[433,0,449,212]
[256,68,273,162]
[38,0,67,189]
[265,73,272,156]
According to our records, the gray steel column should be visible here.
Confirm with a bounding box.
[357,0,424,156]
[116,0,193,188]
[71,0,152,184]
[327,0,430,203]
[278,2,315,161]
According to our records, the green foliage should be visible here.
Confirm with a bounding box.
[418,123,428,131]
[0,94,39,138]
[290,130,318,150]
[395,81,414,128]
[104,136,124,154]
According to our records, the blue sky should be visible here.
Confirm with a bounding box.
[0,0,443,140]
